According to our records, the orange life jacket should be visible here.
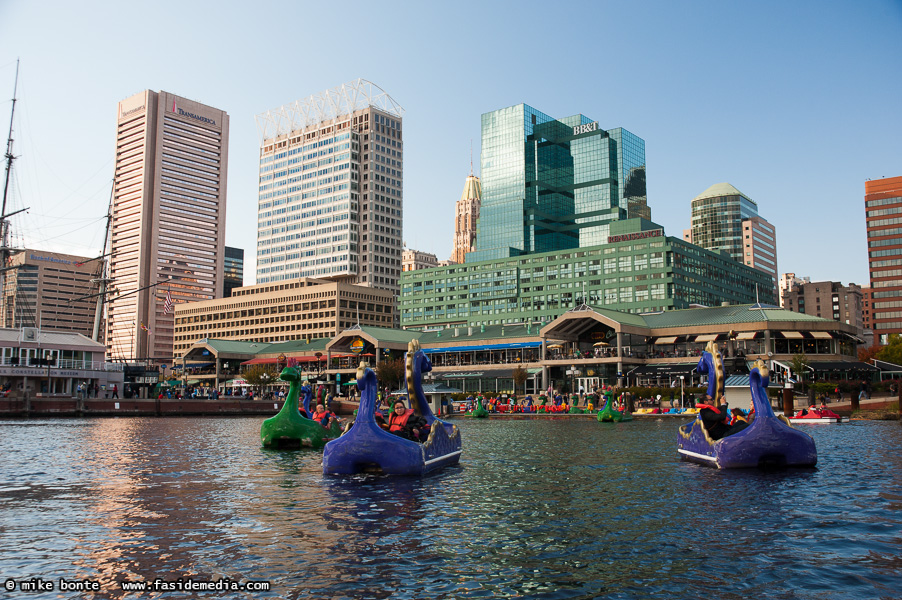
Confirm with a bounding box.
[389,408,414,432]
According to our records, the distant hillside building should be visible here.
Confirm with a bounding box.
[452,174,481,264]
[1,250,102,338]
[865,175,902,344]
[402,248,438,272]
[689,183,778,293]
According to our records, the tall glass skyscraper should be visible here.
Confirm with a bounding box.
[689,182,778,292]
[255,79,403,296]
[468,104,646,262]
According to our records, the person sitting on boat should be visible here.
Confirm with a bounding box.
[311,403,339,428]
[724,407,750,437]
[696,395,731,440]
[388,399,427,441]
[374,402,389,430]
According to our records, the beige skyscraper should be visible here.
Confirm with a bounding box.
[1,249,102,336]
[255,80,403,296]
[452,174,480,264]
[107,90,229,363]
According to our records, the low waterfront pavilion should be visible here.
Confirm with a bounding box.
[326,325,421,389]
[177,339,277,391]
[0,328,123,398]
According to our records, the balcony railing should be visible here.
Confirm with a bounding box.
[0,359,124,371]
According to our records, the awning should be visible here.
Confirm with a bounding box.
[654,336,678,345]
[627,363,697,377]
[422,342,542,353]
[694,334,719,342]
[807,361,879,372]
[780,331,805,339]
[240,356,328,366]
[873,359,902,372]
[735,331,759,340]
[241,357,280,365]
[809,331,832,339]
[436,367,539,380]
[182,362,214,368]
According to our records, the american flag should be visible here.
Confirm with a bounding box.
[163,289,174,314]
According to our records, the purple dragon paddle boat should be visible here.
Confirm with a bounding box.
[323,339,462,476]
[678,342,817,469]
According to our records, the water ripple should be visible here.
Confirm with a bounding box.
[0,417,900,599]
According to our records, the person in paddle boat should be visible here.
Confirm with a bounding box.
[312,403,339,428]
[724,405,752,437]
[374,399,389,430]
[388,398,428,442]
[696,394,731,440]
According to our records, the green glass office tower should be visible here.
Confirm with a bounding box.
[469,104,647,262]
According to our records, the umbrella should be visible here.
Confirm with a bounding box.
[361,353,375,356]
[548,344,563,349]
[593,342,609,347]
[342,380,358,386]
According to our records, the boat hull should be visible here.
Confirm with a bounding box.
[788,417,849,424]
[323,415,461,476]
[678,415,817,469]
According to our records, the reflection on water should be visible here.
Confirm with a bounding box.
[0,417,900,599]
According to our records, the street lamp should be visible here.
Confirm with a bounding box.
[566,365,580,397]
[261,372,270,399]
[679,375,685,409]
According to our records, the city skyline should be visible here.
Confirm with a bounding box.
[1,1,900,292]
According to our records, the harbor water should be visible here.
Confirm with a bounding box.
[1,416,900,599]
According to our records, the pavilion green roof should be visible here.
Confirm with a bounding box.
[261,338,330,354]
[347,325,422,344]
[640,304,837,329]
[192,339,275,354]
[417,322,542,345]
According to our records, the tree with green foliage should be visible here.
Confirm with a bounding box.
[512,365,528,397]
[877,334,902,367]
[242,364,280,396]
[375,357,405,395]
[790,353,810,390]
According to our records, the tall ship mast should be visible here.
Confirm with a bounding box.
[1,59,29,300]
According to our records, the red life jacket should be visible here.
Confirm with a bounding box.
[389,408,414,432]
[696,403,720,413]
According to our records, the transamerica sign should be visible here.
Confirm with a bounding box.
[171,98,217,126]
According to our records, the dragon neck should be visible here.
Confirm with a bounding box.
[285,378,300,411]
[406,350,423,416]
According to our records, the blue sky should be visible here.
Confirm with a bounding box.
[1,0,900,288]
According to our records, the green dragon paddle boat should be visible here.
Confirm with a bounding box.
[597,390,633,422]
[568,394,584,413]
[471,395,489,418]
[261,367,343,449]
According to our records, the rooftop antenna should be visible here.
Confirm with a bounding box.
[469,140,473,176]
